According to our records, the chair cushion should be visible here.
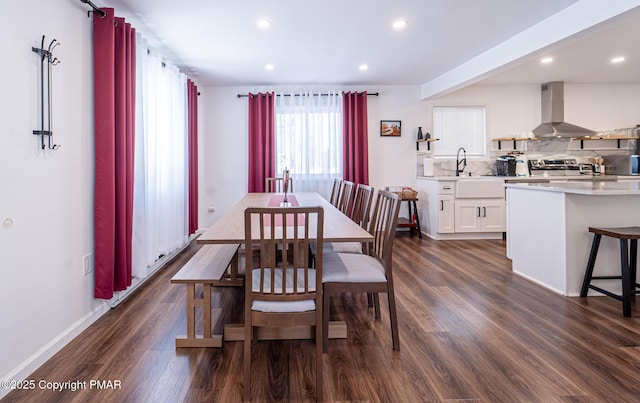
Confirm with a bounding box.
[251,268,316,313]
[322,253,387,283]
[310,241,362,255]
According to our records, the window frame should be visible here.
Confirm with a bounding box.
[432,105,487,158]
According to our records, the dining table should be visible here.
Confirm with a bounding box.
[198,192,373,245]
[197,191,374,342]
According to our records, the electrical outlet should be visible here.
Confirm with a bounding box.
[83,253,93,276]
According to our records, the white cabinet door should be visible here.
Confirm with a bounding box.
[438,195,455,233]
[481,200,506,232]
[454,199,506,232]
[454,200,482,232]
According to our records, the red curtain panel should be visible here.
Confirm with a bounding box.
[247,92,275,192]
[342,91,370,185]
[187,80,199,235]
[93,8,136,299]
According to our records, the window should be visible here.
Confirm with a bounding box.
[275,92,342,196]
[432,106,486,157]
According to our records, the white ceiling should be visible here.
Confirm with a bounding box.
[479,6,640,85]
[99,0,640,89]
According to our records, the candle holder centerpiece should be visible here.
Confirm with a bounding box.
[280,168,292,207]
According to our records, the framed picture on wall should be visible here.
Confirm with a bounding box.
[380,120,401,137]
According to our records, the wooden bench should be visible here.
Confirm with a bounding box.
[170,244,241,348]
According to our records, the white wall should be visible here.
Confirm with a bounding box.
[0,1,107,395]
[430,83,640,139]
[427,84,541,139]
[566,83,640,131]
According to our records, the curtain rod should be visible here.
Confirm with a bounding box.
[80,0,106,18]
[237,92,378,98]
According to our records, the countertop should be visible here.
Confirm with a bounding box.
[416,175,620,182]
[505,180,640,195]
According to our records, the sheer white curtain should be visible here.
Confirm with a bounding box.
[132,38,189,278]
[275,92,342,198]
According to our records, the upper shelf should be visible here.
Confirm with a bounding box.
[573,135,638,140]
[491,137,538,150]
[416,138,439,151]
[572,135,639,149]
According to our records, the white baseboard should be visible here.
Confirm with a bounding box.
[0,302,110,400]
[0,241,191,399]
[109,241,189,308]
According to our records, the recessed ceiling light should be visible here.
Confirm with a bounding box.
[358,64,368,72]
[265,64,275,71]
[257,18,271,29]
[611,56,625,63]
[392,19,408,30]
[540,57,553,64]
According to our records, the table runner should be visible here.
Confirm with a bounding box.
[267,195,299,207]
[265,195,302,226]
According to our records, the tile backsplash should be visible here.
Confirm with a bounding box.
[417,137,638,177]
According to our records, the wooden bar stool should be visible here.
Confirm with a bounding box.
[580,226,640,317]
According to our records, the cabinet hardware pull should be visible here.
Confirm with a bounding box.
[483,207,486,217]
[440,200,443,211]
[477,207,481,217]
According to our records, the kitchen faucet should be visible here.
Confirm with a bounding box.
[456,147,467,176]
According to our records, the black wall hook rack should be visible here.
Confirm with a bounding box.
[32,35,61,150]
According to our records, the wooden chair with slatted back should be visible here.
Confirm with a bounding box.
[329,178,342,207]
[265,177,293,193]
[337,180,355,216]
[243,206,324,402]
[351,184,375,234]
[322,190,401,352]
[311,183,374,258]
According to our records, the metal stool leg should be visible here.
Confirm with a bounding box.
[580,234,602,297]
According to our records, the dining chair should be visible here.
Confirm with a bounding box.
[329,178,342,207]
[265,177,294,193]
[337,180,355,216]
[322,190,401,352]
[311,183,374,257]
[243,206,324,402]
[350,184,375,240]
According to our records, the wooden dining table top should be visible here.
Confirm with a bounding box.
[197,192,373,244]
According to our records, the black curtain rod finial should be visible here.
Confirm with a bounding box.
[81,0,106,18]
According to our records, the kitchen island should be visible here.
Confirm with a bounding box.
[506,181,640,296]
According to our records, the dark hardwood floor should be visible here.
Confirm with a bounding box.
[4,234,640,402]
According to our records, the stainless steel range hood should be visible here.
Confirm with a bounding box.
[532,81,595,138]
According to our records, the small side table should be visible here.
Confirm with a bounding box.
[396,197,422,238]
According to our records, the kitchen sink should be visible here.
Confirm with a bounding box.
[456,178,505,198]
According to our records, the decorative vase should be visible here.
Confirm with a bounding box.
[417,127,423,140]
[281,168,291,206]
